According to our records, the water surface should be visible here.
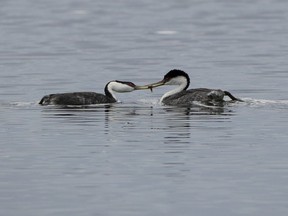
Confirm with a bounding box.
[1,0,288,215]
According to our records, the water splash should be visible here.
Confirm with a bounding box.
[242,98,288,109]
[9,101,38,107]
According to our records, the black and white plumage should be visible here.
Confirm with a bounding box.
[148,69,243,106]
[39,80,148,106]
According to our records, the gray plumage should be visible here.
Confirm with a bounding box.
[162,88,230,106]
[39,80,137,106]
[152,69,242,106]
[39,92,116,105]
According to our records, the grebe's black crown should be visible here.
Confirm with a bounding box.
[164,69,190,90]
[165,69,189,79]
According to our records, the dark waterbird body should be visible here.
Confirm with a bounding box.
[39,80,148,106]
[147,69,243,106]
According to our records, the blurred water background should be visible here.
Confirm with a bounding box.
[0,0,288,215]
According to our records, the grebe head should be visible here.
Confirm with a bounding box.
[146,69,190,91]
[109,81,136,92]
[106,80,150,92]
[163,69,190,87]
[104,80,149,98]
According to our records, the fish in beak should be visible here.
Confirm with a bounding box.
[136,79,167,92]
[134,85,152,90]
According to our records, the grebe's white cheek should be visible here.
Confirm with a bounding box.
[165,79,177,85]
[122,85,134,92]
[112,83,135,92]
[166,76,187,85]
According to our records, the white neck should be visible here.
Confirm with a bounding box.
[160,77,188,103]
[107,83,118,100]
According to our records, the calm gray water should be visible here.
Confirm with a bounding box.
[1,0,288,215]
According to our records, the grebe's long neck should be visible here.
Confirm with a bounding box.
[106,83,118,101]
[160,78,188,103]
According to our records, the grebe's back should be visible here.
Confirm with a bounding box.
[39,92,115,105]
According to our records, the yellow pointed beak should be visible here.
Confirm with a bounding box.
[134,85,151,90]
[134,79,166,92]
[147,80,166,88]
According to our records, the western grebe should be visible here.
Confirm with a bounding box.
[39,80,149,105]
[147,69,243,106]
